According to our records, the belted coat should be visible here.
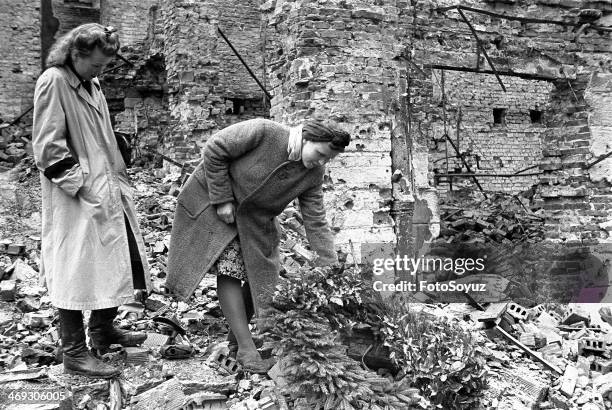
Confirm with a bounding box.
[165,118,337,312]
[32,66,151,310]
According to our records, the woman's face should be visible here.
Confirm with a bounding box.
[73,47,114,81]
[302,140,339,169]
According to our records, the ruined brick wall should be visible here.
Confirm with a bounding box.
[161,0,269,165]
[99,0,157,46]
[98,0,169,163]
[50,0,100,37]
[214,0,268,108]
[0,0,101,119]
[0,0,40,121]
[101,53,169,158]
[406,0,611,288]
[0,1,610,280]
[262,0,414,263]
[407,0,591,202]
[537,75,610,243]
[430,70,553,194]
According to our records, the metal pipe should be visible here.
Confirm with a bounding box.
[457,7,506,92]
[586,150,612,169]
[217,26,273,102]
[443,133,488,199]
[115,53,134,67]
[424,64,557,82]
[434,172,542,178]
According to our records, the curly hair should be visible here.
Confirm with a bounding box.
[46,23,120,68]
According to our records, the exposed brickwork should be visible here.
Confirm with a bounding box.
[100,0,157,47]
[536,76,610,245]
[402,0,611,255]
[262,0,410,261]
[0,0,610,271]
[0,0,40,121]
[51,0,100,37]
[160,0,269,165]
[101,52,170,158]
[430,71,553,194]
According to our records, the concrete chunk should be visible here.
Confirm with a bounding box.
[560,365,578,398]
[130,377,186,410]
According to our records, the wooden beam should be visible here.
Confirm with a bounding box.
[425,64,558,81]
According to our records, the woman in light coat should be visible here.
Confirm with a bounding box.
[32,23,151,378]
[166,118,350,373]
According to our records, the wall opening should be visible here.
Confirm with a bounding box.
[234,98,245,115]
[530,109,542,123]
[493,108,506,125]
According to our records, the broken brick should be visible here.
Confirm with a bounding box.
[562,308,590,327]
[0,280,16,301]
[123,347,150,364]
[506,302,529,321]
[6,243,25,256]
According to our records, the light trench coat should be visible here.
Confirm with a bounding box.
[32,66,151,310]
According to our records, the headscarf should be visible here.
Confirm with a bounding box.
[302,120,351,151]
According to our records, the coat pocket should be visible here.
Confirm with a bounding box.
[78,172,117,246]
[177,178,210,219]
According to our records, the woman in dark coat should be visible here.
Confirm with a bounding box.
[166,118,350,372]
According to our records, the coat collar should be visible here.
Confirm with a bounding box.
[61,64,102,114]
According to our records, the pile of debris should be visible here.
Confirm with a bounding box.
[0,163,300,409]
[468,300,612,409]
[438,191,545,244]
[4,158,611,409]
[0,122,31,172]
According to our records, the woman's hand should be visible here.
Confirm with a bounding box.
[216,202,235,224]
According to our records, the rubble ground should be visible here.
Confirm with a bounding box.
[1,162,612,409]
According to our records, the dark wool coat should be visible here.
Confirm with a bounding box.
[165,118,337,312]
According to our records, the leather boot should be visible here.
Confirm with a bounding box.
[88,307,147,352]
[58,309,121,379]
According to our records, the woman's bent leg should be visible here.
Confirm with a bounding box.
[217,275,271,373]
[227,282,261,353]
[217,275,257,353]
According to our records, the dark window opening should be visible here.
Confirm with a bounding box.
[530,109,542,123]
[493,108,506,125]
[232,99,245,115]
[225,98,245,115]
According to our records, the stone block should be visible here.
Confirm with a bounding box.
[507,302,529,321]
[560,365,578,398]
[0,280,17,301]
[130,377,186,410]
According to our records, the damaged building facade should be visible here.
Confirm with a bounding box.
[0,0,611,291]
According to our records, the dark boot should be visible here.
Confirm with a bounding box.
[88,307,147,352]
[59,309,121,379]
